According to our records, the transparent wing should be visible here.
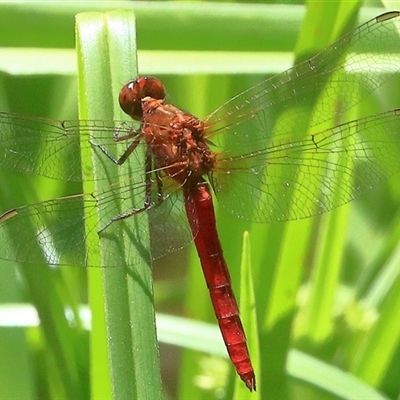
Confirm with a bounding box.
[205,12,400,221]
[0,112,197,266]
[0,112,144,181]
[210,110,400,222]
[2,12,400,265]
[0,173,194,267]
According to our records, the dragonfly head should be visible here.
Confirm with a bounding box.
[119,76,166,121]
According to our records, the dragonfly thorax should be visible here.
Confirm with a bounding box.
[141,97,215,185]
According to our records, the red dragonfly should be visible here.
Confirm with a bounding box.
[1,11,400,391]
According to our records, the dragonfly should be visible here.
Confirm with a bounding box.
[1,11,400,391]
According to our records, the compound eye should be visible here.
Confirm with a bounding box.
[119,77,166,121]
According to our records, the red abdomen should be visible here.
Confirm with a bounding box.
[183,179,256,391]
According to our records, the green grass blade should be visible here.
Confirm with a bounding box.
[350,262,400,386]
[234,231,260,398]
[75,11,162,400]
[288,350,390,400]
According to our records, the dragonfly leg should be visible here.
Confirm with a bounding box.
[90,122,142,165]
[98,189,167,234]
[98,203,149,234]
[144,149,166,208]
[90,135,141,165]
[99,151,166,234]
[113,121,140,142]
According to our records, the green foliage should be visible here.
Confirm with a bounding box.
[0,2,399,400]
